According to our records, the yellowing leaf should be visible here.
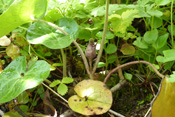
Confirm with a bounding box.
[6,44,20,60]
[120,43,135,55]
[68,80,112,115]
[109,9,141,33]
[152,77,175,116]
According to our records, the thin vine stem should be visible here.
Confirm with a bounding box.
[92,0,109,75]
[104,61,165,83]
[72,41,91,78]
[171,0,174,48]
[42,82,68,103]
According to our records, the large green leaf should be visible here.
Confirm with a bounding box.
[0,0,48,37]
[0,56,50,103]
[27,18,79,49]
[68,80,112,115]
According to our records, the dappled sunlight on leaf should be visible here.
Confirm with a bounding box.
[0,56,50,103]
[68,80,112,115]
[0,0,47,37]
[81,87,94,97]
[27,18,79,49]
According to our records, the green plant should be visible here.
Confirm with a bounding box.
[49,77,74,95]
[0,56,50,103]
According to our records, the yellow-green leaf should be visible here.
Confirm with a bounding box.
[68,80,112,115]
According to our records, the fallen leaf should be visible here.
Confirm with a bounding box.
[43,90,57,117]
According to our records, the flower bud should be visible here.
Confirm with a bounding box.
[85,38,96,59]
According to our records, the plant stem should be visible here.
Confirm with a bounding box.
[171,0,174,48]
[42,82,68,103]
[115,55,125,80]
[61,49,67,77]
[104,61,165,83]
[29,44,52,63]
[108,109,125,117]
[73,41,91,79]
[92,0,109,75]
[88,58,93,73]
[33,19,91,78]
[110,79,127,93]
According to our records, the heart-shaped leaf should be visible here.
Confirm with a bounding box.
[27,18,79,49]
[0,0,47,37]
[68,80,112,115]
[0,56,50,103]
[120,43,135,55]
